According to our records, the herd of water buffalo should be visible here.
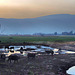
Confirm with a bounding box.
[0,45,55,63]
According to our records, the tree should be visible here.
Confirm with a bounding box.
[54,32,57,35]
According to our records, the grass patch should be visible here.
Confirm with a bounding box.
[0,35,75,43]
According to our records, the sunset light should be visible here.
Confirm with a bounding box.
[0,0,75,18]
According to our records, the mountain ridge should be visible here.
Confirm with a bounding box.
[0,14,75,34]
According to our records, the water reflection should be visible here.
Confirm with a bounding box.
[4,50,21,56]
[55,49,75,54]
[67,66,75,75]
[0,45,75,57]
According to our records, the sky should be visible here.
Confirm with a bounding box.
[0,0,75,18]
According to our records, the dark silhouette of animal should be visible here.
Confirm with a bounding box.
[4,46,9,49]
[0,54,6,61]
[20,47,23,54]
[45,50,54,55]
[59,48,61,51]
[20,51,23,54]
[20,47,23,50]
[27,53,36,59]
[10,50,14,53]
[9,47,14,53]
[8,54,20,63]
[10,47,14,49]
[58,48,62,54]
[25,48,35,51]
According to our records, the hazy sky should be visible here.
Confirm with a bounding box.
[0,0,75,18]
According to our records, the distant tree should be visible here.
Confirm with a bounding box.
[62,31,74,35]
[54,32,57,35]
[62,32,68,35]
[69,31,73,35]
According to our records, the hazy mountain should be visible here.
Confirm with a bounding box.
[0,14,75,34]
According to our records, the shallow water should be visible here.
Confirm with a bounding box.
[41,46,53,49]
[4,50,21,56]
[67,66,75,75]
[1,45,75,57]
[55,49,75,54]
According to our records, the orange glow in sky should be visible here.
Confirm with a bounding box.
[0,0,75,18]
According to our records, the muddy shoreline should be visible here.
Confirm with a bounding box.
[49,41,75,51]
[0,41,75,50]
[0,42,49,48]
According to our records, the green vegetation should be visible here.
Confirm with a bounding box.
[0,35,75,43]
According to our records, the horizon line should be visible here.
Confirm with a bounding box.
[0,14,75,19]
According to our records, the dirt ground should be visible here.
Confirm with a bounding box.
[0,53,75,75]
[49,41,75,51]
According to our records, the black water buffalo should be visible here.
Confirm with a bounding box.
[20,47,23,54]
[27,53,36,59]
[20,51,23,54]
[10,47,14,49]
[20,47,23,50]
[0,54,6,61]
[10,50,14,53]
[45,50,54,55]
[9,47,14,53]
[8,54,20,63]
[25,48,35,51]
[4,46,9,49]
[58,48,62,54]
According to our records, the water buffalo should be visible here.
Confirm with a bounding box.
[10,47,14,49]
[10,50,14,53]
[58,48,62,54]
[19,47,23,54]
[20,47,23,50]
[4,46,9,49]
[27,53,36,59]
[0,54,6,61]
[45,50,54,55]
[9,47,14,53]
[8,54,20,63]
[25,48,35,51]
[20,51,23,54]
